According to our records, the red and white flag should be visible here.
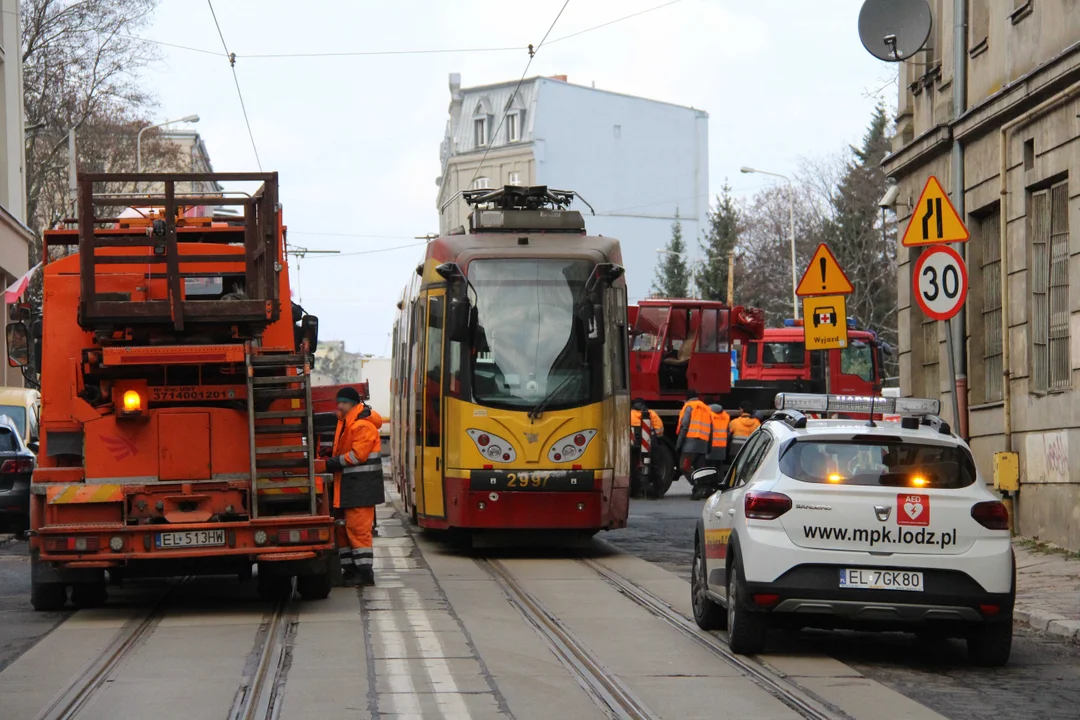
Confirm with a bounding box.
[4,263,41,304]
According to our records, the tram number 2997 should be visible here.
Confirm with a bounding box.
[470,470,596,492]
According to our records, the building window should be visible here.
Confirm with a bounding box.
[922,318,939,398]
[508,171,521,186]
[507,113,519,142]
[1031,181,1071,392]
[474,117,488,147]
[472,177,490,190]
[980,213,1003,402]
[969,0,989,56]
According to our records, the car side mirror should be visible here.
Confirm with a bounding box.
[6,322,29,368]
[300,314,319,355]
[691,466,722,494]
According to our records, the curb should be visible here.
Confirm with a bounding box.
[1014,606,1080,641]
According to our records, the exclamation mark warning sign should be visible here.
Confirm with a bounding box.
[795,243,854,297]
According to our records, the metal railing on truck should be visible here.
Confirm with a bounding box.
[57,172,281,334]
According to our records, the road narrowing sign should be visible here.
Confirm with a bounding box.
[913,245,968,321]
[802,295,849,350]
[796,244,854,296]
[902,176,970,247]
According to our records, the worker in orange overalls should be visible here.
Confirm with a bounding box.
[675,390,712,475]
[707,403,731,466]
[326,387,383,587]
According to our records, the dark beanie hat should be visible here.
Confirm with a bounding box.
[336,387,362,404]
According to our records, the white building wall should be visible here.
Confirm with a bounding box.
[531,79,709,301]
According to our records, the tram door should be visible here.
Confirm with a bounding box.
[419,292,446,517]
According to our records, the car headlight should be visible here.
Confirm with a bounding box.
[548,430,598,462]
[466,429,517,463]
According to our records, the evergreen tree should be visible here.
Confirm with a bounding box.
[651,209,690,297]
[826,102,898,376]
[697,181,740,302]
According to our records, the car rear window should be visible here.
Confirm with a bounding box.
[778,438,977,489]
[0,427,16,452]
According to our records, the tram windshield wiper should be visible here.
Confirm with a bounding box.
[527,372,582,420]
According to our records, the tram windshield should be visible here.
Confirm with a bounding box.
[468,258,598,410]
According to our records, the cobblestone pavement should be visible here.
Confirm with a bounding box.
[605,484,1080,720]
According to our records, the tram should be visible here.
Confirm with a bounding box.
[390,186,630,536]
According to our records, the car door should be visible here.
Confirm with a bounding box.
[706,431,771,590]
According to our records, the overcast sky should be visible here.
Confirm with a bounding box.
[142,0,894,354]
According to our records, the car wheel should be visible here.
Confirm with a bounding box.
[691,541,726,630]
[967,617,1012,667]
[726,560,767,655]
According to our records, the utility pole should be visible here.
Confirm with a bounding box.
[726,252,735,306]
[68,130,77,218]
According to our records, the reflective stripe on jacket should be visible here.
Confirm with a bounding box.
[676,400,711,455]
[333,402,385,509]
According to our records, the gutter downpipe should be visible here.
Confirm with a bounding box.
[998,81,1080,455]
[949,0,969,440]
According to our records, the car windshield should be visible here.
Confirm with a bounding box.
[841,341,874,382]
[0,406,26,436]
[469,258,594,410]
[779,439,977,489]
[762,342,804,365]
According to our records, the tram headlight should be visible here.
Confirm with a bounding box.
[466,429,516,463]
[548,430,597,463]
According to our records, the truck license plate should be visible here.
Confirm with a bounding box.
[155,529,226,549]
[839,568,923,592]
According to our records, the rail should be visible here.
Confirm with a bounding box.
[229,595,294,720]
[580,558,848,720]
[477,557,660,720]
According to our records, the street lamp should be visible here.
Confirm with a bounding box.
[137,114,200,172]
[655,249,700,298]
[741,166,798,319]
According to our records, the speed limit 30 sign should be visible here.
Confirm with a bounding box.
[914,245,968,321]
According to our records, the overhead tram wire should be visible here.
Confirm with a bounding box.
[122,1,684,62]
[207,0,262,171]
[467,0,571,191]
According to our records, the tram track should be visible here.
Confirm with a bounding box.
[32,579,188,720]
[229,586,296,720]
[579,558,849,720]
[478,557,661,720]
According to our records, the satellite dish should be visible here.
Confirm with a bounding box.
[858,0,932,62]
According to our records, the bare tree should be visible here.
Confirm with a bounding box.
[22,0,164,244]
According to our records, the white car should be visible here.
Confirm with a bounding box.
[691,393,1014,666]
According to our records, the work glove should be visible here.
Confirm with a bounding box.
[325,456,344,473]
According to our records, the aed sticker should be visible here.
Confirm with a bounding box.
[473,409,488,416]
[897,494,930,527]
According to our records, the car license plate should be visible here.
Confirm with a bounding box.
[155,529,226,549]
[839,568,923,592]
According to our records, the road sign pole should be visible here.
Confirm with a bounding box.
[944,317,961,433]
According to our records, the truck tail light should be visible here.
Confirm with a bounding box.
[0,458,33,473]
[744,491,792,520]
[280,528,329,545]
[971,501,1009,530]
[44,536,101,553]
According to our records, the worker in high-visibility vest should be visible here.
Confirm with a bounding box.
[326,387,384,587]
[630,398,664,444]
[707,403,731,465]
[728,401,761,440]
[675,390,712,474]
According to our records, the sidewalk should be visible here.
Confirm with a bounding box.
[1013,539,1080,641]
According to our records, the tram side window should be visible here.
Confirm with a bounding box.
[610,286,628,392]
[411,300,424,443]
[425,297,444,447]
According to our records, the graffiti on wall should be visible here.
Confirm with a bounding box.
[1023,431,1072,484]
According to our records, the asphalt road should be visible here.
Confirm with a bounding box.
[604,480,1080,720]
[0,539,72,673]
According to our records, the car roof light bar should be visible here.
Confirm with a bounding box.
[774,393,941,417]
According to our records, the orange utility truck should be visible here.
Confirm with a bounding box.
[7,172,336,610]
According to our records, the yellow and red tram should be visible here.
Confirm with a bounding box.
[390,186,630,536]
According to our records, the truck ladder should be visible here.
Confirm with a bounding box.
[246,348,317,518]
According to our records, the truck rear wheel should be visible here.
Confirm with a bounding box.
[650,443,676,498]
[297,571,332,600]
[30,556,67,612]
